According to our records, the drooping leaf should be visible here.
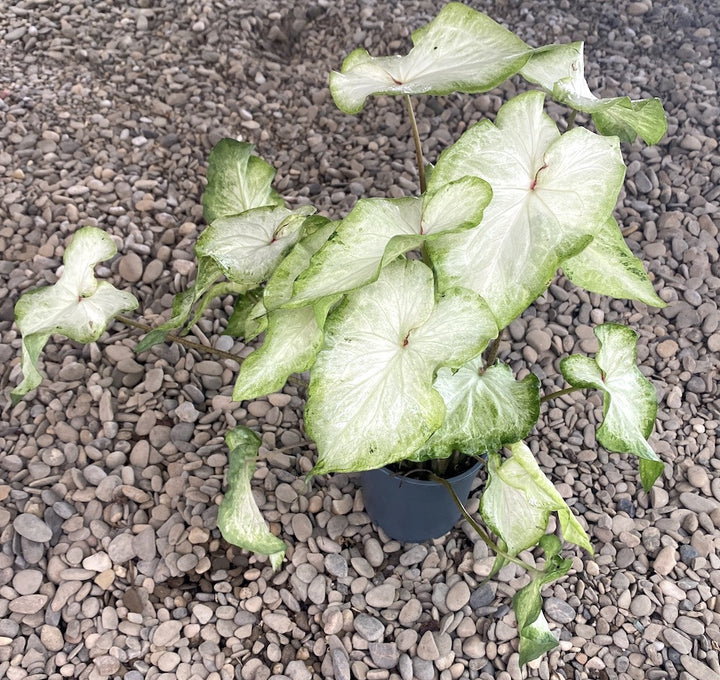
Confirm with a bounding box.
[512,535,573,665]
[203,138,284,223]
[305,260,496,475]
[290,177,490,307]
[427,90,625,328]
[562,217,665,307]
[135,256,224,353]
[224,291,261,338]
[480,442,593,556]
[412,362,539,462]
[12,227,138,402]
[196,206,313,287]
[217,426,286,569]
[560,323,663,490]
[520,42,667,144]
[233,306,324,401]
[330,2,532,114]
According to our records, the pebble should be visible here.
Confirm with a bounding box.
[369,642,400,670]
[13,513,52,542]
[544,597,576,624]
[152,620,183,647]
[366,584,396,608]
[653,546,678,576]
[446,581,471,611]
[680,656,720,680]
[13,569,43,595]
[355,614,385,641]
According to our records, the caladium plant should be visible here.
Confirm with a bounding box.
[11,2,668,666]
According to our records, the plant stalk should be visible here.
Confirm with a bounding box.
[404,95,426,194]
[540,386,580,404]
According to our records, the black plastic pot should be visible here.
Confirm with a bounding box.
[360,460,482,543]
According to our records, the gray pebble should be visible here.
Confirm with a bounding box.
[331,648,351,680]
[544,597,576,624]
[13,513,52,543]
[368,642,399,670]
[354,613,385,642]
[366,584,396,608]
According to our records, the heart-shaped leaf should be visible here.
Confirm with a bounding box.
[521,42,667,144]
[289,176,490,307]
[481,442,593,556]
[203,138,284,223]
[427,90,625,328]
[217,426,285,569]
[12,227,138,402]
[412,362,540,461]
[330,3,532,114]
[560,323,663,490]
[562,217,665,307]
[305,259,497,474]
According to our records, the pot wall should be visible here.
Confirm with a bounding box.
[360,461,482,543]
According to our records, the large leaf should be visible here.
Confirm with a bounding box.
[413,362,540,462]
[217,426,286,569]
[427,90,625,328]
[290,177,490,307]
[196,206,313,287]
[202,138,284,223]
[305,260,497,475]
[12,227,138,402]
[562,217,665,307]
[233,306,323,401]
[330,3,532,114]
[520,42,667,144]
[480,442,593,556]
[560,323,663,490]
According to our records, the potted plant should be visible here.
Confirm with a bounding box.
[10,2,667,665]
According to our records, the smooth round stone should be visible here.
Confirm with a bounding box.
[366,584,396,608]
[13,569,43,595]
[630,594,653,617]
[398,598,423,626]
[446,581,471,612]
[13,513,52,543]
[40,625,65,652]
[354,614,385,642]
[544,597,576,624]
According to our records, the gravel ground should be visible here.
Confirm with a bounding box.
[1,1,719,679]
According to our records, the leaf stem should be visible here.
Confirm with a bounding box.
[429,472,544,577]
[566,109,578,131]
[404,94,426,194]
[115,315,242,362]
[480,331,503,374]
[540,386,580,404]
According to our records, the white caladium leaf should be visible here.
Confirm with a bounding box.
[562,217,665,307]
[217,427,285,569]
[202,138,284,223]
[233,306,323,401]
[521,42,667,144]
[306,259,496,475]
[12,227,138,403]
[427,90,626,328]
[413,362,540,462]
[196,206,313,287]
[481,442,593,556]
[560,323,663,490]
[330,2,532,114]
[289,177,490,307]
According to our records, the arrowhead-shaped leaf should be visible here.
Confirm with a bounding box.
[196,206,313,287]
[218,426,286,569]
[289,178,490,307]
[560,323,663,490]
[427,90,625,328]
[330,3,532,114]
[305,259,497,474]
[12,227,138,402]
[562,217,665,307]
[412,362,539,462]
[521,42,667,144]
[481,442,593,556]
[203,138,284,223]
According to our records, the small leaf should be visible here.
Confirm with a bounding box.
[517,611,560,666]
[562,217,665,307]
[306,260,495,475]
[413,362,539,462]
[521,42,667,144]
[233,306,323,401]
[560,323,662,490]
[196,206,312,287]
[203,138,284,223]
[480,442,593,556]
[12,227,138,402]
[428,90,625,328]
[330,3,532,114]
[135,256,224,353]
[217,426,286,569]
